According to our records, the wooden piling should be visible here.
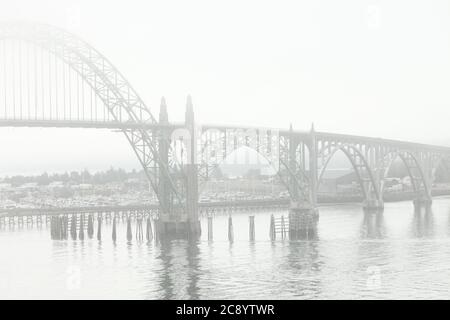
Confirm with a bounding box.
[70,215,77,240]
[136,218,143,242]
[228,215,234,243]
[126,218,132,242]
[281,215,286,240]
[87,214,93,239]
[97,216,102,241]
[53,217,57,239]
[78,215,84,240]
[63,215,69,240]
[57,216,61,240]
[269,214,276,241]
[249,215,255,241]
[207,215,213,241]
[146,218,153,242]
[50,217,54,239]
[55,217,59,239]
[51,216,64,240]
[112,217,117,242]
[60,216,64,239]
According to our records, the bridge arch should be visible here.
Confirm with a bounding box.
[0,22,183,211]
[431,155,450,185]
[379,150,431,198]
[194,127,312,203]
[317,144,380,203]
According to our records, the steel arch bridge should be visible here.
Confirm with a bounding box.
[1,22,450,236]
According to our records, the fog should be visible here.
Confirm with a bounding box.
[0,0,449,175]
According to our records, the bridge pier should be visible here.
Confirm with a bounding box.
[286,125,319,240]
[362,199,384,212]
[156,96,201,240]
[413,196,432,212]
[156,213,201,239]
[288,202,319,240]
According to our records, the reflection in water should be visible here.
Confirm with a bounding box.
[4,198,450,299]
[411,206,434,237]
[185,240,201,299]
[283,241,323,298]
[361,211,385,239]
[157,240,175,299]
[154,239,202,299]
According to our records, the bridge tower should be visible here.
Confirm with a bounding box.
[156,97,178,237]
[184,95,201,237]
[158,97,172,214]
[288,124,300,199]
[288,123,319,239]
[156,96,201,239]
[309,123,319,209]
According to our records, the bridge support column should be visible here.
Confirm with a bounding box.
[185,160,201,237]
[413,195,432,212]
[288,203,319,239]
[156,97,177,238]
[156,96,201,239]
[288,124,319,240]
[362,199,384,212]
[184,95,201,237]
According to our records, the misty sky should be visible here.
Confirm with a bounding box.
[0,0,450,175]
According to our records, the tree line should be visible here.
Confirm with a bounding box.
[0,167,148,186]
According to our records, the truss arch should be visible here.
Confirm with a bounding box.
[0,22,184,211]
[195,127,312,203]
[317,143,380,202]
[378,150,430,198]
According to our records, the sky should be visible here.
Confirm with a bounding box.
[0,0,449,175]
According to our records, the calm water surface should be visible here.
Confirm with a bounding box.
[2,197,450,299]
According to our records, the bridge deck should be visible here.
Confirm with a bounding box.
[0,119,449,153]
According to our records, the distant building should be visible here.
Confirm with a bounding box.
[318,169,358,194]
[48,181,65,189]
[17,182,39,191]
[244,169,262,179]
[402,176,412,187]
[0,183,12,190]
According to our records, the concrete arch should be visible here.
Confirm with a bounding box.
[379,150,430,197]
[318,144,380,202]
[197,128,311,203]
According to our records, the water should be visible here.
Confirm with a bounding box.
[2,197,450,299]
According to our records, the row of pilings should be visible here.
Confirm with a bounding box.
[50,213,260,242]
[49,214,155,242]
[0,215,45,229]
[0,209,158,229]
[46,212,317,242]
[51,214,259,242]
[211,213,316,242]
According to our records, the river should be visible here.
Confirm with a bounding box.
[2,197,450,299]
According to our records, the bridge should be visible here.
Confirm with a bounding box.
[1,22,450,238]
